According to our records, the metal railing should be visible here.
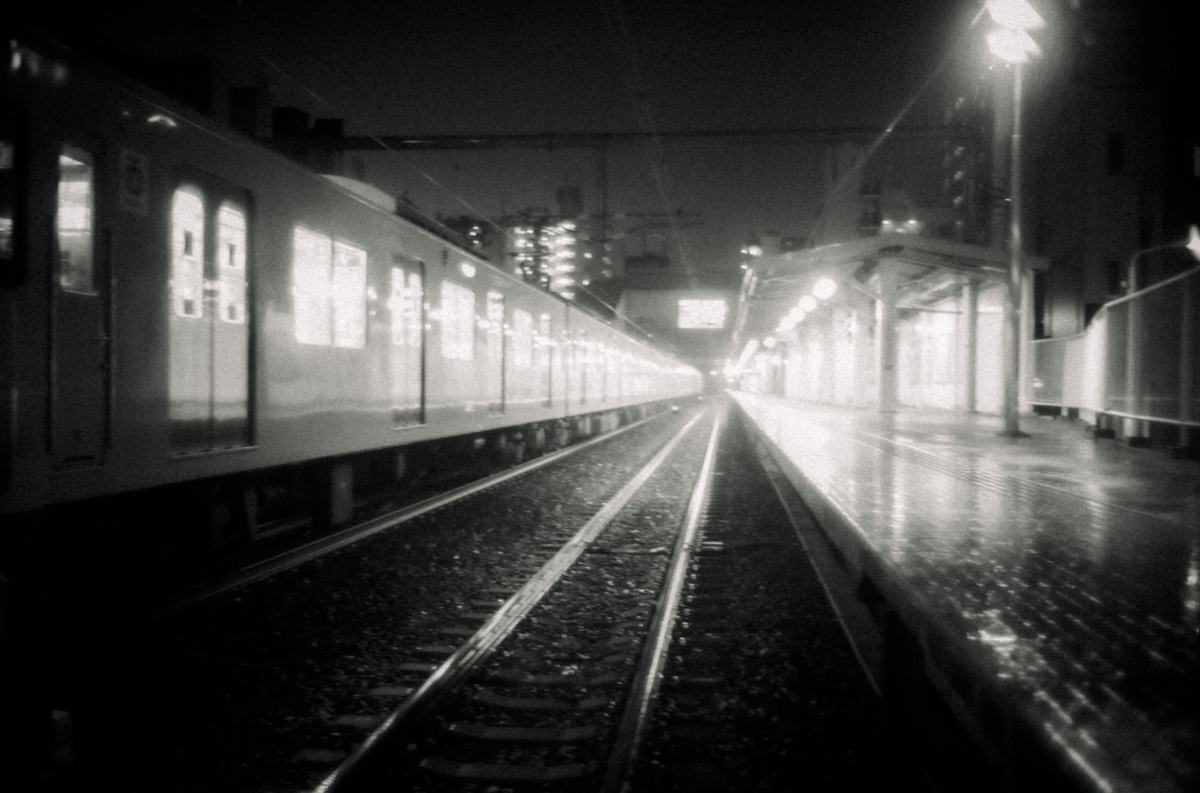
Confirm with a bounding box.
[1032,264,1200,430]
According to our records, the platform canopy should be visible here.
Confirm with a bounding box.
[734,233,1047,344]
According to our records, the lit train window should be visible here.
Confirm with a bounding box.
[512,309,532,368]
[440,280,475,360]
[171,187,205,317]
[293,225,332,345]
[331,240,366,348]
[0,135,13,267]
[57,145,95,294]
[290,227,367,348]
[216,204,246,324]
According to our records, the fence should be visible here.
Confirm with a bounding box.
[1032,264,1200,430]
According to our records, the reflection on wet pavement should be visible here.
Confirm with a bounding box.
[735,393,1200,793]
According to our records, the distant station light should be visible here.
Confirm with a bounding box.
[813,278,838,301]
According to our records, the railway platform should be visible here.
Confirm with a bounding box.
[732,392,1199,793]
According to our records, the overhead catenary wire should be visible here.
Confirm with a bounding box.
[600,0,699,290]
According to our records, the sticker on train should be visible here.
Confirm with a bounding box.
[119,149,149,215]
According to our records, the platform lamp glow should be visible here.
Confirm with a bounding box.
[986,0,1044,436]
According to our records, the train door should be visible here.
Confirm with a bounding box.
[389,254,424,426]
[168,175,252,453]
[486,290,504,414]
[50,135,109,468]
[537,313,552,408]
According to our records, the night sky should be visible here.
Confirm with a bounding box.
[51,0,976,271]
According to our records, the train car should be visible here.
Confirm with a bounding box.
[0,34,701,563]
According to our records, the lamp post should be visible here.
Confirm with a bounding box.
[985,0,1043,437]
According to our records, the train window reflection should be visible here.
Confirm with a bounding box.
[57,145,95,294]
[171,187,204,317]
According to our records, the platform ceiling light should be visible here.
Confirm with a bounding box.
[1188,225,1200,261]
[799,295,818,313]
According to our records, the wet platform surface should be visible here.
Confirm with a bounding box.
[733,392,1200,793]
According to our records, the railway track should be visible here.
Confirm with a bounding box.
[314,398,719,792]
[51,397,895,792]
[309,399,894,793]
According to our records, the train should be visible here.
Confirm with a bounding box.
[0,33,702,574]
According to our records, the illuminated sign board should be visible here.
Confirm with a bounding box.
[677,298,727,329]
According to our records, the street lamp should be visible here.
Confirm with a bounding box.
[986,0,1044,437]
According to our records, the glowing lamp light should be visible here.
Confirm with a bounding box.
[799,295,818,313]
[986,27,1040,63]
[459,262,476,278]
[985,0,1045,32]
[1187,225,1200,262]
[813,278,838,301]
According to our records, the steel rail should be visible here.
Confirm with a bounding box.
[312,406,711,793]
[127,407,680,627]
[599,402,724,793]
